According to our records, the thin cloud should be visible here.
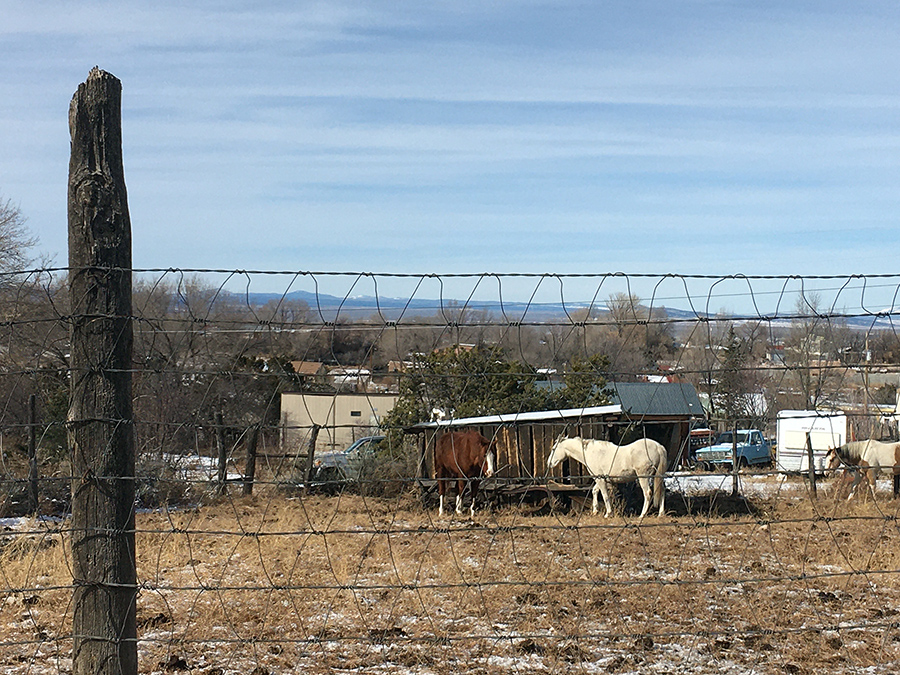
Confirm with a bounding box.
[2,1,900,310]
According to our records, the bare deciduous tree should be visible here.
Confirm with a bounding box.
[598,293,675,380]
[784,291,849,409]
[0,193,36,275]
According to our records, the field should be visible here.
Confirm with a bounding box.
[3,475,900,674]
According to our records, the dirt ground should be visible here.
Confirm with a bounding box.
[2,477,900,674]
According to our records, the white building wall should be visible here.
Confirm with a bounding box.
[280,392,398,454]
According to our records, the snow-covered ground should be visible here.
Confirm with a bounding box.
[667,470,894,498]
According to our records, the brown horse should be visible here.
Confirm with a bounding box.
[434,430,497,517]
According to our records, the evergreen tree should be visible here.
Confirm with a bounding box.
[715,326,752,424]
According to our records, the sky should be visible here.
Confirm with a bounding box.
[3,1,900,312]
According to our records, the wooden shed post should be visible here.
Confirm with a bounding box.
[67,68,137,675]
[806,432,817,499]
[418,432,428,481]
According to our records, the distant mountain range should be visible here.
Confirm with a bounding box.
[240,289,673,322]
[242,291,606,322]
[237,289,897,329]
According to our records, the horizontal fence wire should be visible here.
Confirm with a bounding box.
[2,269,900,674]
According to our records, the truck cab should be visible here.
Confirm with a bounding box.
[695,429,771,470]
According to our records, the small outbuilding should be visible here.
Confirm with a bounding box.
[406,382,705,489]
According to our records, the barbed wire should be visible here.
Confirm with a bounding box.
[2,269,900,673]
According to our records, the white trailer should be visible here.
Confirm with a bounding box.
[775,410,847,473]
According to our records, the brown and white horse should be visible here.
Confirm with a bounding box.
[434,430,497,517]
[824,440,900,501]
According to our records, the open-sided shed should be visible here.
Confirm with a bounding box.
[407,382,705,489]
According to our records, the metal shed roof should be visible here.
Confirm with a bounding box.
[604,382,704,418]
[408,404,623,430]
[406,383,703,432]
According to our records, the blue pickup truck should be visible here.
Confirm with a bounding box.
[694,429,772,470]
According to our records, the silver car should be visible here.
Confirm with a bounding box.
[312,435,386,486]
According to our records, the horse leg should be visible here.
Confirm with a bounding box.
[455,479,465,515]
[893,470,900,498]
[598,479,613,518]
[591,479,601,515]
[836,471,853,500]
[637,477,652,519]
[845,468,863,501]
[655,468,666,517]
[843,472,855,501]
[469,479,480,518]
[438,478,446,516]
[866,468,878,502]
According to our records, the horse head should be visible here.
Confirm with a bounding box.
[548,434,578,469]
[823,447,842,474]
[547,434,563,469]
[483,439,497,478]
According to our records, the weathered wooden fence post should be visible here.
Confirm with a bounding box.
[68,67,137,675]
[28,393,38,515]
[305,424,320,484]
[215,411,227,495]
[806,432,817,499]
[243,424,260,496]
[731,422,740,497]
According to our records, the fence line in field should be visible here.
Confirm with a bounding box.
[2,267,900,673]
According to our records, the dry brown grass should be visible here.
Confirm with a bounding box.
[2,479,900,674]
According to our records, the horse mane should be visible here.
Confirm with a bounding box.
[555,435,586,450]
[839,440,881,462]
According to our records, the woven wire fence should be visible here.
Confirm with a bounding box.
[2,269,900,674]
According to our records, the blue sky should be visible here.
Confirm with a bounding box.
[2,1,900,311]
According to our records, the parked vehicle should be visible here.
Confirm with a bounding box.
[775,410,846,473]
[312,435,385,487]
[687,427,716,466]
[694,429,771,470]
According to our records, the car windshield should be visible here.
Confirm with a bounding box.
[345,436,385,454]
[716,431,749,444]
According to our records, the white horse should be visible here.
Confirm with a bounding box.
[824,440,900,501]
[547,436,667,518]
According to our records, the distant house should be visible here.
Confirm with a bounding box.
[328,366,371,392]
[290,361,326,377]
